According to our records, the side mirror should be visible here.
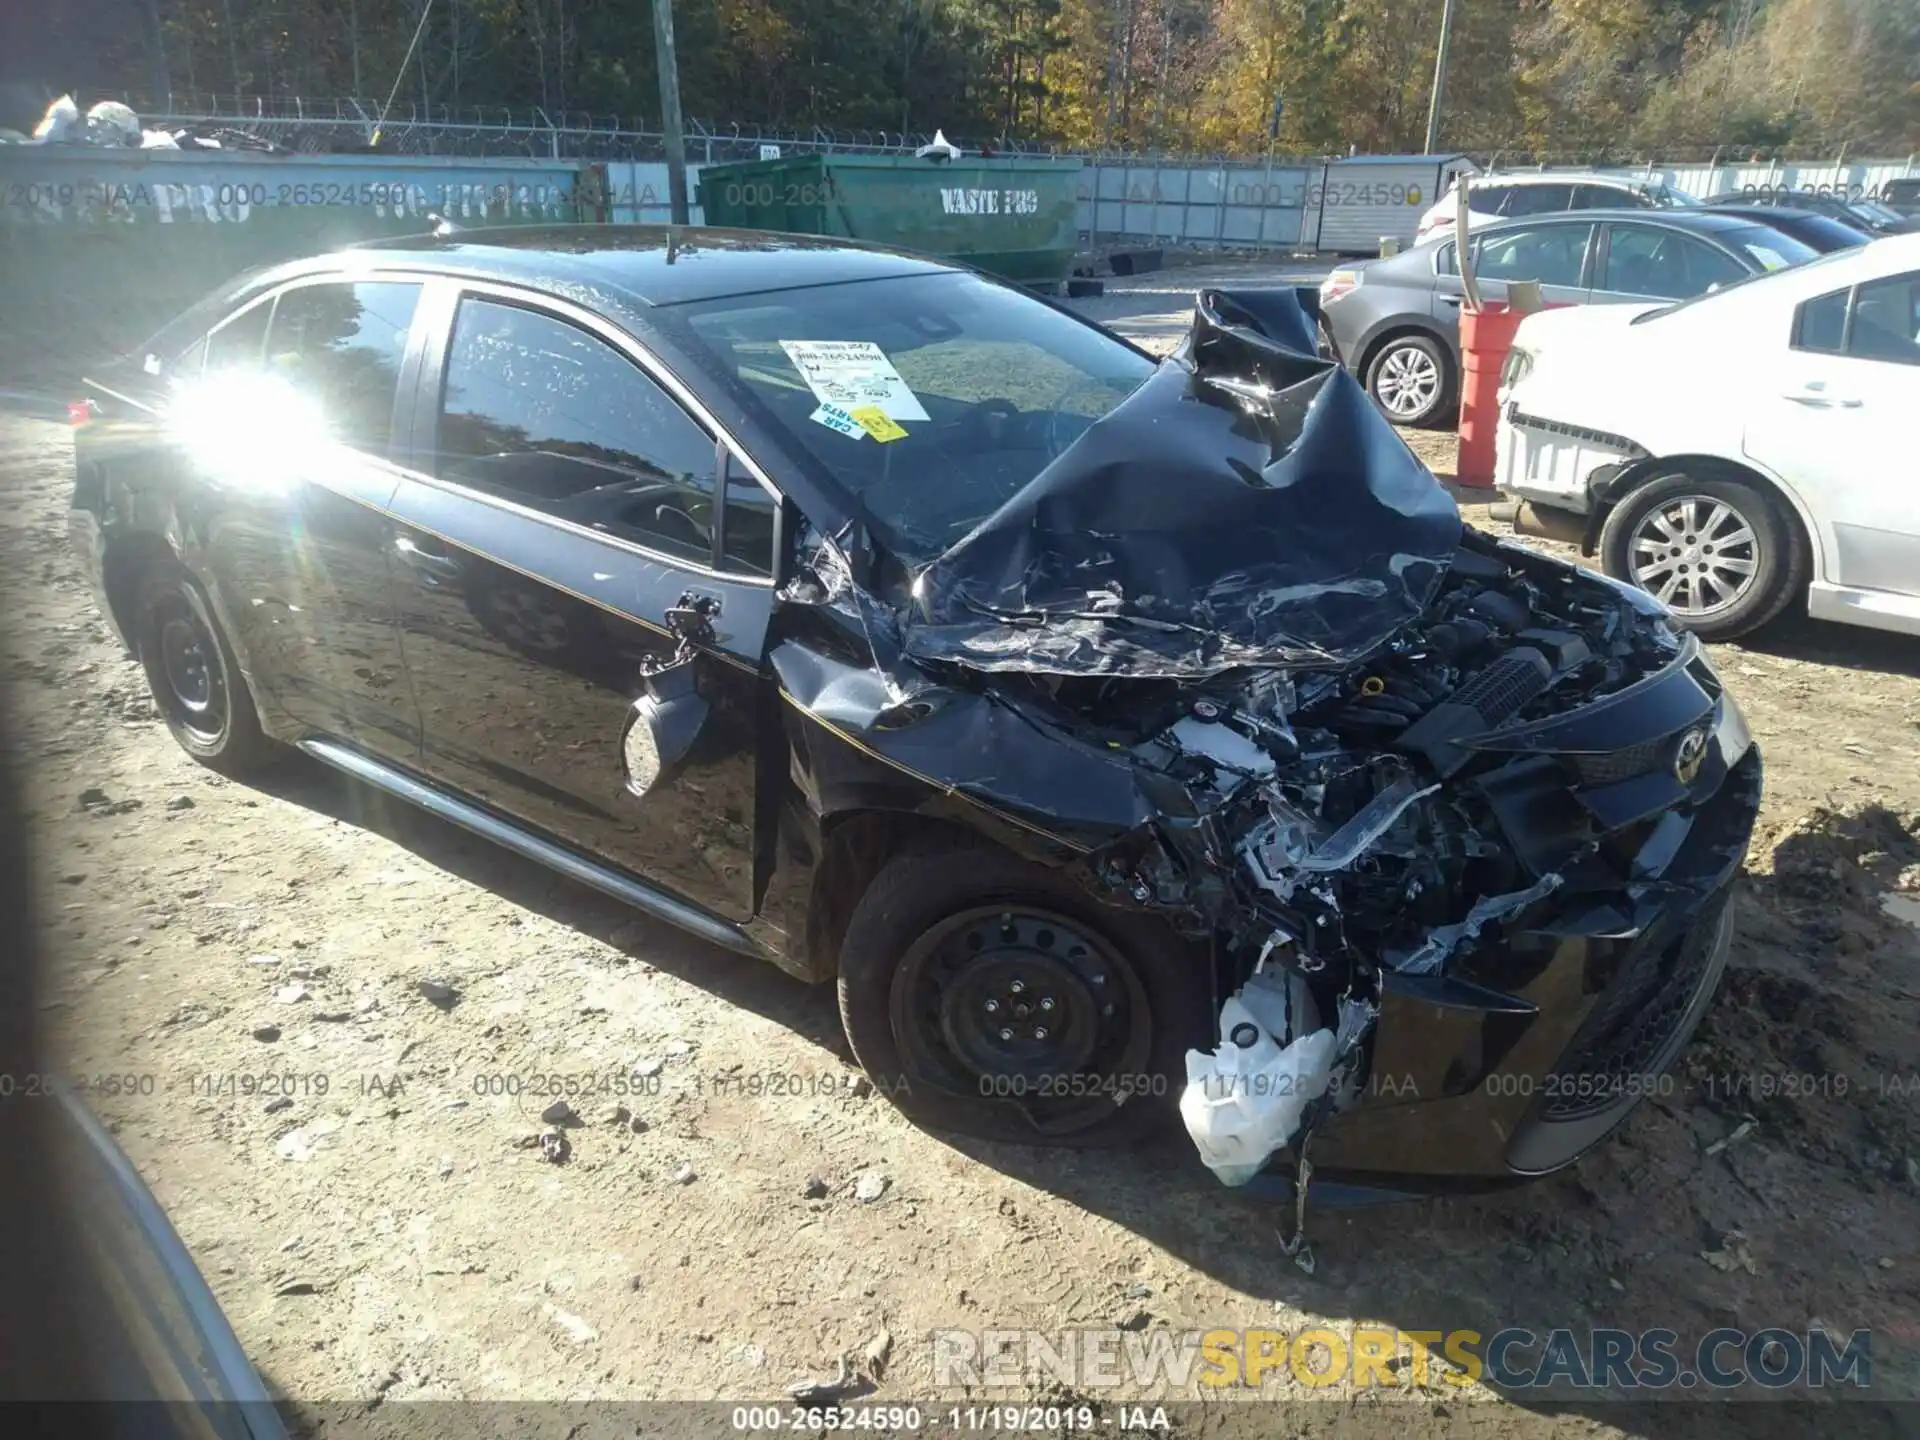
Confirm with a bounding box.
[620,656,710,797]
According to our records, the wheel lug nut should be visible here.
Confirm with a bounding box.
[984,999,998,1014]
[998,1027,1014,1042]
[1039,997,1056,1012]
[1034,1027,1048,1040]
[1009,980,1025,995]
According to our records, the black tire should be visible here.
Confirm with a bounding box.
[837,842,1207,1147]
[1598,470,1806,641]
[1364,332,1454,427]
[134,563,278,776]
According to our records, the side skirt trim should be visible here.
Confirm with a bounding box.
[298,738,765,960]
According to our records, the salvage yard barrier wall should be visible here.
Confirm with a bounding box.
[7,138,1916,383]
[1,147,592,377]
[1073,154,1920,254]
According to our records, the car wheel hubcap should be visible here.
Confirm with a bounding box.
[1628,495,1759,617]
[1375,345,1439,417]
[156,603,227,743]
[891,906,1152,1133]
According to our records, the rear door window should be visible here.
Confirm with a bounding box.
[1471,224,1592,286]
[203,299,273,377]
[1473,184,1513,215]
[1794,289,1849,353]
[1847,273,1920,365]
[1500,184,1574,217]
[265,281,423,451]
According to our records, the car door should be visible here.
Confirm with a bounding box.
[387,282,778,924]
[1431,221,1596,335]
[182,276,424,761]
[1746,272,1920,595]
[1592,222,1749,305]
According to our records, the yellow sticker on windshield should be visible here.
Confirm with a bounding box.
[849,405,908,443]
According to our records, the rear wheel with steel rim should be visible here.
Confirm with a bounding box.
[837,842,1205,1146]
[1364,332,1453,427]
[1599,471,1806,641]
[135,564,277,775]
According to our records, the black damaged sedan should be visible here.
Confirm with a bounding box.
[70,227,1760,1196]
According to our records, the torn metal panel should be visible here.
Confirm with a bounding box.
[770,640,1157,840]
[900,290,1460,678]
[1386,872,1567,976]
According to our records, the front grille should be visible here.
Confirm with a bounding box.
[1539,893,1730,1121]
[1571,734,1672,786]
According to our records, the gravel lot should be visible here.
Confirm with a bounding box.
[5,263,1918,1431]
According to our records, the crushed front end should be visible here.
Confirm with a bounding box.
[1080,529,1759,1190]
[775,285,1761,1203]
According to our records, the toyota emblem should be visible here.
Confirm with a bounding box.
[1673,727,1710,786]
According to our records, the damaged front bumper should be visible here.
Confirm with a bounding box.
[1160,560,1761,1196]
[1310,737,1757,1188]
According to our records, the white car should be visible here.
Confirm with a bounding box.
[1495,232,1920,640]
[1416,172,1698,243]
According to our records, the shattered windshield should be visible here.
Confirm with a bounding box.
[676,272,1157,565]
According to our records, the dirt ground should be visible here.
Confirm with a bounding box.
[5,355,1919,1433]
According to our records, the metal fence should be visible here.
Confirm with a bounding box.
[79,91,980,163]
[24,92,1920,256]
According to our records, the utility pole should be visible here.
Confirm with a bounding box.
[653,0,691,225]
[1423,0,1456,154]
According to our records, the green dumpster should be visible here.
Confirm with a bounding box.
[697,153,1082,286]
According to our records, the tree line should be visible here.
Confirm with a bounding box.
[13,0,1918,157]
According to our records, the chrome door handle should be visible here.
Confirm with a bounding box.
[393,533,461,580]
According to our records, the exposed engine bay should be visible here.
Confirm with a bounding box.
[1105,531,1682,976]
[1025,530,1699,1205]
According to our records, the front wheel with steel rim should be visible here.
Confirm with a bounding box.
[1599,471,1806,641]
[135,564,277,775]
[837,842,1206,1146]
[1364,332,1453,427]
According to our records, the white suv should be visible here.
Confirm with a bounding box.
[1416,172,1698,242]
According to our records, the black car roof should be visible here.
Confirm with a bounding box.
[346,224,956,306]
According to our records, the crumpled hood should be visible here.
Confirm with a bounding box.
[900,288,1462,678]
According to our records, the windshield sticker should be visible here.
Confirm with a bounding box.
[779,340,931,422]
[809,402,868,440]
[848,405,909,443]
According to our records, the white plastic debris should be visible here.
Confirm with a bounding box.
[32,94,80,144]
[85,100,142,146]
[139,129,180,150]
[1180,967,1336,1187]
[916,129,963,161]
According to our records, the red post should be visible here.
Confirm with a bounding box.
[1455,302,1525,489]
